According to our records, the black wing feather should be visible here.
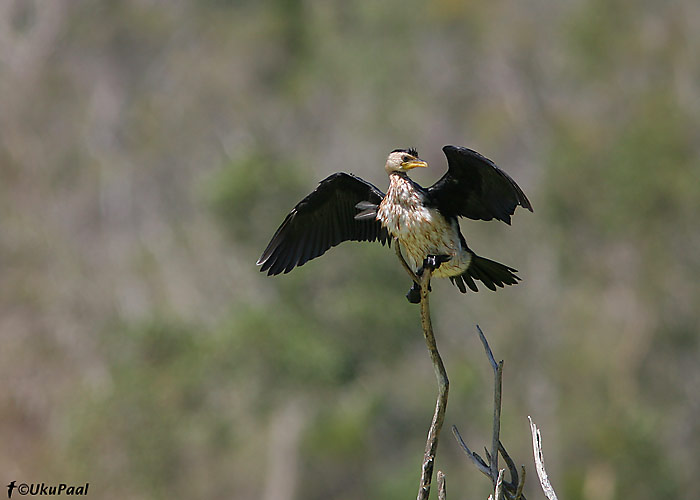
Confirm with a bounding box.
[427,145,533,224]
[257,172,389,275]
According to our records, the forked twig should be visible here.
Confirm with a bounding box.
[476,325,504,485]
[453,326,526,500]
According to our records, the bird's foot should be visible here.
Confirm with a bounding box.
[405,280,433,304]
[418,254,452,275]
[406,282,421,304]
[409,255,449,302]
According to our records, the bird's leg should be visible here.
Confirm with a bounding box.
[409,256,452,302]
[396,247,453,303]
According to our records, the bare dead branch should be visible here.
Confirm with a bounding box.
[528,417,558,500]
[437,471,446,500]
[476,325,504,485]
[499,441,519,485]
[493,468,505,500]
[477,324,499,371]
[394,259,548,500]
[414,266,450,500]
[395,247,449,500]
[453,326,527,500]
[452,425,491,477]
[515,466,526,500]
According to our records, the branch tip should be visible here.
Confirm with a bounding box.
[528,416,558,500]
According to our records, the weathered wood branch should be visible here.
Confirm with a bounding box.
[395,242,450,500]
[437,470,446,500]
[416,265,450,500]
[453,326,526,500]
[528,417,558,500]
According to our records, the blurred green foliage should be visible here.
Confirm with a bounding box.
[1,1,699,499]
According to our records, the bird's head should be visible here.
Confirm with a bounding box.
[385,148,428,174]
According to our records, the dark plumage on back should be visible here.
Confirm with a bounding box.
[427,145,533,224]
[257,172,390,275]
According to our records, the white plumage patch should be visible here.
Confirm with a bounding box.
[377,174,471,278]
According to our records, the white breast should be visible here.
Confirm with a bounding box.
[377,174,471,277]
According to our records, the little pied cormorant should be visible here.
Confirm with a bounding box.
[257,145,532,303]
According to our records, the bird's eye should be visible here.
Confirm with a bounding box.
[402,155,410,162]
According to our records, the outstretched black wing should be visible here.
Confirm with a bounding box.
[257,172,390,275]
[427,145,533,224]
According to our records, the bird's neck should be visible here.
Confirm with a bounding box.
[388,171,412,188]
[385,172,423,208]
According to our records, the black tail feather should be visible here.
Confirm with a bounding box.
[452,254,520,293]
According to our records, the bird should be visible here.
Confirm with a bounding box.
[256,145,532,303]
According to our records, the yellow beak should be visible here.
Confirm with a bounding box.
[401,159,429,170]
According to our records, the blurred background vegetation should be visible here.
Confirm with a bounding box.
[1,1,698,499]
